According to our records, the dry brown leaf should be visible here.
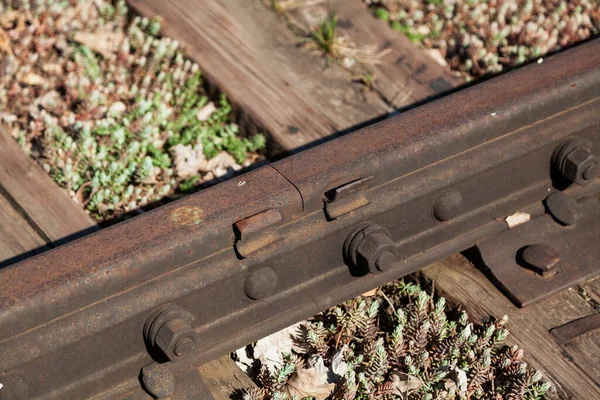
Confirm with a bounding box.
[196,102,217,121]
[390,372,424,396]
[19,72,45,86]
[252,322,303,373]
[0,28,13,56]
[0,10,25,31]
[73,30,124,59]
[361,287,379,297]
[285,366,335,400]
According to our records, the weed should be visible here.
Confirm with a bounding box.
[241,280,551,400]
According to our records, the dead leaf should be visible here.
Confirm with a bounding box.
[390,372,424,396]
[0,10,25,31]
[253,322,304,373]
[505,211,530,228]
[107,101,127,118]
[19,72,44,86]
[42,63,63,75]
[330,347,347,381]
[440,366,468,395]
[196,102,217,121]
[426,48,448,68]
[286,357,335,400]
[0,28,13,56]
[73,30,124,59]
[361,287,378,297]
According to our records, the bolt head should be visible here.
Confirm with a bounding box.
[356,233,396,274]
[545,192,580,226]
[141,363,175,398]
[521,244,560,278]
[432,189,463,221]
[562,147,598,186]
[154,319,195,361]
[244,267,278,300]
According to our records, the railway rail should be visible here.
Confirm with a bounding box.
[0,39,599,399]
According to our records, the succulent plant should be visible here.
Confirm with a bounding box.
[0,0,265,220]
[241,280,550,400]
[367,0,600,79]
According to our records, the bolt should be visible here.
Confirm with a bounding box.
[521,244,560,278]
[144,305,197,362]
[375,250,395,271]
[432,189,463,221]
[344,223,396,274]
[173,337,195,357]
[244,267,278,300]
[553,138,598,186]
[141,362,175,398]
[583,164,597,181]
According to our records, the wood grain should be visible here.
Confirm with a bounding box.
[0,192,49,268]
[423,255,600,399]
[198,356,258,398]
[583,276,600,305]
[288,0,463,108]
[128,0,391,154]
[0,128,99,245]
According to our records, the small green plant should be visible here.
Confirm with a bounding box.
[241,280,550,400]
[0,0,265,220]
[311,16,339,58]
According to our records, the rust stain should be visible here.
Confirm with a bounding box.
[170,207,204,226]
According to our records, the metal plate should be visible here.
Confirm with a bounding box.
[476,196,600,307]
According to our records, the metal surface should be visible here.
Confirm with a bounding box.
[550,313,600,345]
[0,40,599,399]
[476,182,600,307]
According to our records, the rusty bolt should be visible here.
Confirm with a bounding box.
[144,305,198,362]
[173,337,195,357]
[141,362,175,398]
[344,223,396,274]
[521,244,560,278]
[553,138,598,186]
[154,319,196,359]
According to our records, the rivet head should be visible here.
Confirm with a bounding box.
[545,192,580,226]
[244,267,278,300]
[432,189,463,221]
[141,363,175,398]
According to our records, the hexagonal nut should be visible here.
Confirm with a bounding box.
[356,232,396,273]
[154,319,196,361]
[562,147,598,185]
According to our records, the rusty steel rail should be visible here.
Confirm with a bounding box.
[0,40,599,399]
